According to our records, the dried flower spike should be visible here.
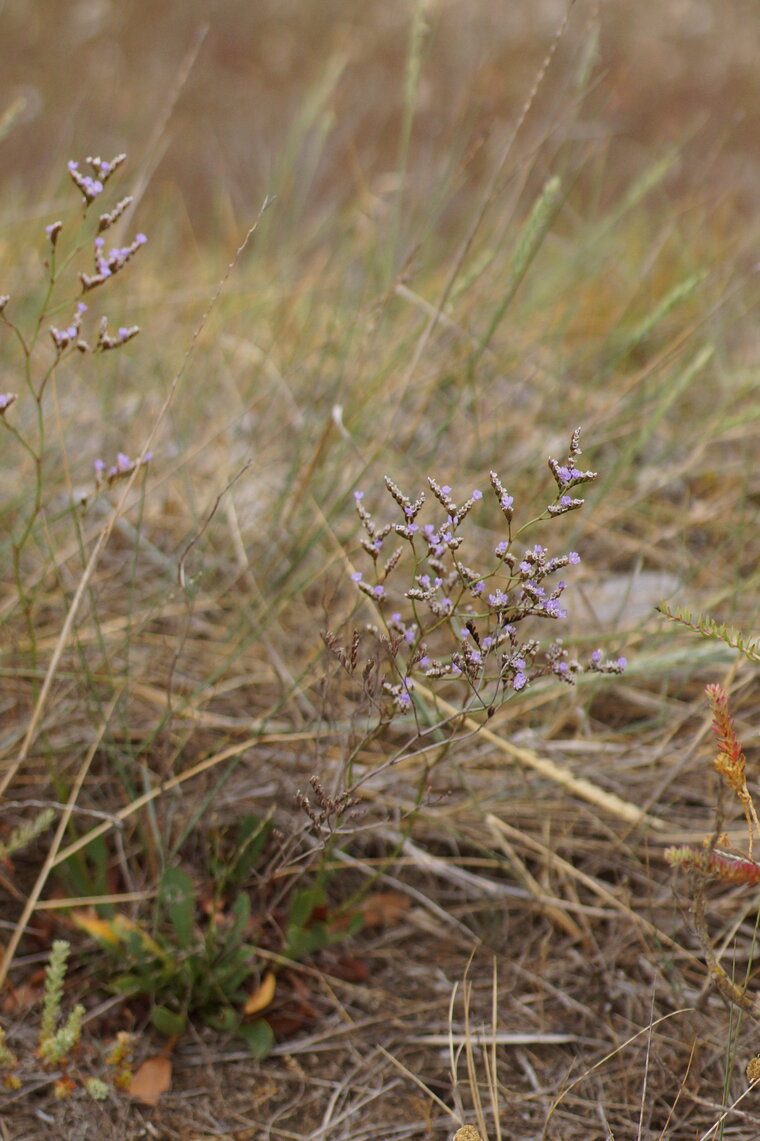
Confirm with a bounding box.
[665,843,760,887]
[706,682,760,855]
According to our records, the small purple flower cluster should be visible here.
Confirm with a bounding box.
[67,154,126,205]
[49,305,140,355]
[94,451,152,489]
[50,301,88,352]
[352,429,626,714]
[80,232,147,292]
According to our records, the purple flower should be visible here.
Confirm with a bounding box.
[501,493,513,510]
[68,158,105,203]
[354,490,364,501]
[351,571,362,582]
[568,551,580,564]
[543,599,566,618]
[472,489,483,500]
[513,672,527,691]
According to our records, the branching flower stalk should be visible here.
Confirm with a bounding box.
[313,429,627,890]
[344,428,624,739]
[0,154,150,669]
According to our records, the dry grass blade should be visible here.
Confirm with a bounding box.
[540,1008,695,1141]
[0,690,122,990]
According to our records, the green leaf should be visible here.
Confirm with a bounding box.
[217,950,250,987]
[238,1019,274,1060]
[204,1006,238,1032]
[159,867,196,949]
[59,834,112,907]
[225,892,251,947]
[151,1005,186,1038]
[288,885,324,929]
[110,972,143,996]
[229,815,274,885]
[285,919,329,959]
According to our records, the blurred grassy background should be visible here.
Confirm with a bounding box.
[5,0,760,234]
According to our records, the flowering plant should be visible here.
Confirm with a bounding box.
[344,428,626,724]
[0,154,150,653]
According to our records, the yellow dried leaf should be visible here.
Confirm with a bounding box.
[244,971,276,1015]
[71,909,121,946]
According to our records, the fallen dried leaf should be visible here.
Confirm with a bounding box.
[357,891,411,927]
[129,1055,172,1107]
[244,970,276,1015]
